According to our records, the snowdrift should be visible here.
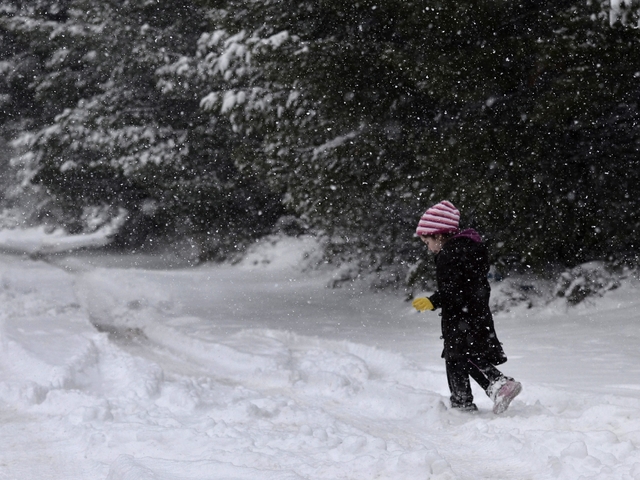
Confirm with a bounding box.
[0,231,639,479]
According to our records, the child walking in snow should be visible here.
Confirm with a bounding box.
[412,200,522,413]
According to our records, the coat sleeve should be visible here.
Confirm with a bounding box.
[429,291,441,309]
[433,248,470,311]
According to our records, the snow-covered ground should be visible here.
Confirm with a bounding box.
[0,230,639,479]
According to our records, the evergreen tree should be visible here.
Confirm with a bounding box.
[3,0,639,275]
[446,1,640,268]
[0,0,283,254]
[196,0,640,277]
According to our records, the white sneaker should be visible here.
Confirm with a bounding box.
[488,377,522,414]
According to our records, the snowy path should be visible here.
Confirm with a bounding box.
[1,240,640,479]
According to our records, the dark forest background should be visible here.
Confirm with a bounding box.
[1,0,640,287]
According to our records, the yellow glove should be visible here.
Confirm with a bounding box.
[412,297,434,312]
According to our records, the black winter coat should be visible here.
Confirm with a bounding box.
[429,229,507,365]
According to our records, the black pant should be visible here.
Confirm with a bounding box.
[445,356,504,406]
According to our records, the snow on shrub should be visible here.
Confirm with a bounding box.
[554,262,621,305]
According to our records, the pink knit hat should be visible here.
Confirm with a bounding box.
[416,200,460,236]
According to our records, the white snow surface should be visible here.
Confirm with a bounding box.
[0,230,639,479]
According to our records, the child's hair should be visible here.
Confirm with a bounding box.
[422,232,456,240]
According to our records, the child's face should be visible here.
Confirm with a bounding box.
[420,235,443,253]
